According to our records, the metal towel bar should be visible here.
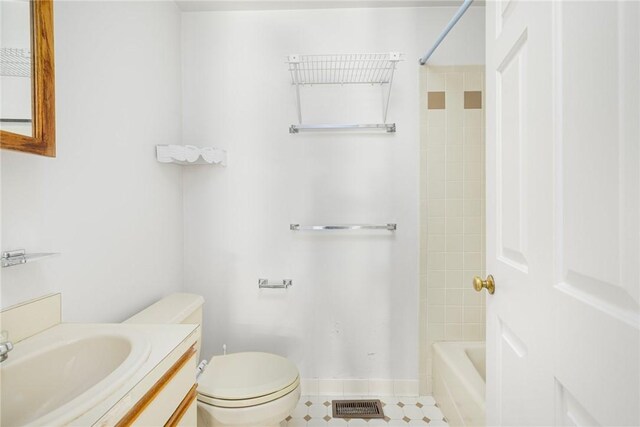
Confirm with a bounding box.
[290,224,397,231]
[289,123,396,133]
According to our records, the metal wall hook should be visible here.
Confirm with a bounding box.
[258,279,293,289]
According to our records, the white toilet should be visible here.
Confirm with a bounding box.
[125,293,301,427]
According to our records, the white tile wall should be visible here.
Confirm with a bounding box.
[418,66,486,394]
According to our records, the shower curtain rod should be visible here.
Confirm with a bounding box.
[419,0,474,65]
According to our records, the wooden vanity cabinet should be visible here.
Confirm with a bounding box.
[116,346,198,427]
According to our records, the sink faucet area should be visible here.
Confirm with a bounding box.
[1,326,151,426]
[0,331,14,362]
[0,294,200,426]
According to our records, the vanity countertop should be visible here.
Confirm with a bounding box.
[2,322,199,427]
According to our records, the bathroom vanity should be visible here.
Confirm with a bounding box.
[93,327,198,426]
[0,294,199,426]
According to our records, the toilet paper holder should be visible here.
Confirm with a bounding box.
[258,279,293,289]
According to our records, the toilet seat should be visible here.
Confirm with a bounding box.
[197,352,300,408]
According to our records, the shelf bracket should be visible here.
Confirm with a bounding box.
[1,249,59,268]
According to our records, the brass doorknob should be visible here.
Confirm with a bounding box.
[473,275,495,294]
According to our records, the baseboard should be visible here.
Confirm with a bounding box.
[301,378,419,397]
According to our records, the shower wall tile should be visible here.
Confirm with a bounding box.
[446,91,464,113]
[427,72,446,90]
[465,109,483,127]
[464,91,483,109]
[427,109,446,126]
[464,71,483,91]
[427,271,446,288]
[445,73,463,91]
[419,66,485,395]
[426,202,445,218]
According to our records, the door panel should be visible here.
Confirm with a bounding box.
[496,30,528,272]
[553,2,640,425]
[487,1,640,426]
[486,1,555,425]
[555,380,600,427]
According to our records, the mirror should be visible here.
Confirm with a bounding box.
[0,0,55,157]
[0,0,33,138]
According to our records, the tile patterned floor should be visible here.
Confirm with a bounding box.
[281,396,448,427]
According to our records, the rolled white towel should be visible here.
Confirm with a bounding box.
[157,145,226,165]
[201,147,227,165]
[167,144,186,161]
[157,145,186,163]
[200,147,213,163]
[184,145,201,163]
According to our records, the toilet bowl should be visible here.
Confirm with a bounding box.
[125,293,301,427]
[197,352,300,427]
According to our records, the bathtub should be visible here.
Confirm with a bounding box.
[432,341,485,427]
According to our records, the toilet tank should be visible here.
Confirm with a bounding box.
[125,293,205,360]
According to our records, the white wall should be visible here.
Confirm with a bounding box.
[417,7,485,66]
[0,0,185,322]
[0,2,483,384]
[181,6,483,382]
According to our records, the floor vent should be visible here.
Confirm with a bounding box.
[332,399,385,419]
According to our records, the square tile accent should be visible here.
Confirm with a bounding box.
[427,91,446,109]
[464,91,482,109]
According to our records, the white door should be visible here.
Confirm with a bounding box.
[485,1,639,426]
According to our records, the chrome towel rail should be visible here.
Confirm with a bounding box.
[258,279,293,289]
[290,224,397,231]
[289,123,396,134]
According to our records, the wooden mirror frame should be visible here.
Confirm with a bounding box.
[0,0,55,157]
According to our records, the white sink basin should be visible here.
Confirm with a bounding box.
[1,327,150,426]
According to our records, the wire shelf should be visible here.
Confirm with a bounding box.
[287,52,401,86]
[0,48,31,78]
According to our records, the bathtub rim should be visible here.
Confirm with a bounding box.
[432,341,486,409]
